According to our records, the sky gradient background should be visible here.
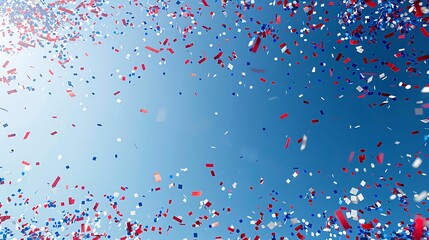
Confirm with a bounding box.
[0,0,429,239]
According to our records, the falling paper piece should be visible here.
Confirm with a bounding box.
[412,158,423,168]
[300,134,307,151]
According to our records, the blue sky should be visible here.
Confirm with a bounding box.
[0,0,429,239]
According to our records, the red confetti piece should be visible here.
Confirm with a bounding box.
[417,55,429,62]
[343,57,351,64]
[420,27,429,37]
[0,216,10,224]
[198,57,207,64]
[414,1,424,17]
[413,215,424,240]
[2,60,9,68]
[335,53,343,61]
[361,222,374,230]
[213,51,223,60]
[376,152,384,164]
[7,89,17,95]
[349,40,359,45]
[18,42,35,48]
[66,89,76,97]
[251,36,261,53]
[279,113,289,119]
[23,131,30,140]
[58,6,73,14]
[52,176,61,188]
[191,191,202,197]
[348,151,355,162]
[385,62,400,72]
[285,137,291,148]
[145,46,160,53]
[173,216,183,223]
[335,209,352,230]
[384,32,395,38]
[364,0,377,8]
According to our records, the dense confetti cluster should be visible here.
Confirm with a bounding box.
[0,0,429,239]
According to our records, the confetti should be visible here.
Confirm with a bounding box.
[0,0,427,239]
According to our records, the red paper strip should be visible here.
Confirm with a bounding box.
[18,41,35,48]
[385,62,400,72]
[376,152,384,164]
[335,209,351,230]
[348,151,355,162]
[252,36,261,53]
[384,32,395,38]
[420,27,429,37]
[276,15,281,24]
[414,1,424,17]
[285,137,291,148]
[145,46,160,53]
[364,0,377,8]
[213,51,223,60]
[349,40,359,45]
[58,6,73,14]
[191,191,202,197]
[413,215,424,240]
[7,89,17,95]
[279,113,289,119]
[52,176,61,188]
[2,60,9,68]
[0,216,10,223]
[23,131,30,140]
[198,57,207,64]
[361,222,374,230]
[335,53,343,61]
[173,216,183,223]
[417,55,429,62]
